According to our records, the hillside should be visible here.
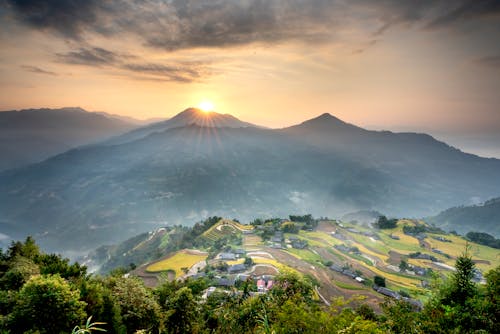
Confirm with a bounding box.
[87,216,500,307]
[426,197,500,237]
[1,110,500,253]
[0,107,138,171]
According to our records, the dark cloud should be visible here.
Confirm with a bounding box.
[20,65,57,75]
[3,0,500,50]
[56,47,118,66]
[427,0,500,29]
[4,0,104,39]
[56,46,209,83]
[476,55,500,68]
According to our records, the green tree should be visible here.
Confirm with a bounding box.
[374,275,386,287]
[10,274,86,333]
[164,287,197,334]
[110,277,161,333]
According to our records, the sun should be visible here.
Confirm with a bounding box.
[198,100,215,113]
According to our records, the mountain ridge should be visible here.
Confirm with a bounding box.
[1,108,499,253]
[0,107,139,171]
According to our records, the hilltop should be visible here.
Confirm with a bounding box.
[426,197,500,237]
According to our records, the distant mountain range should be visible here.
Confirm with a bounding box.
[426,197,500,237]
[0,107,139,171]
[1,107,499,253]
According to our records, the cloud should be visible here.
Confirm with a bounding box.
[4,0,104,39]
[56,46,210,83]
[3,1,499,51]
[56,47,118,66]
[476,55,500,68]
[427,0,500,29]
[20,65,57,76]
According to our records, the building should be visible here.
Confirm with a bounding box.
[291,240,308,249]
[257,279,266,292]
[228,264,247,274]
[219,252,237,261]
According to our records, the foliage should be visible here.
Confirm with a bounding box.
[373,275,386,287]
[109,277,161,333]
[72,316,107,334]
[373,216,397,229]
[1,235,500,334]
[466,231,500,249]
[10,274,87,334]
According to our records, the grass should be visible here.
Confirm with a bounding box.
[146,250,207,277]
[426,233,499,271]
[286,248,323,264]
[333,280,367,291]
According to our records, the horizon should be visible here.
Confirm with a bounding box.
[1,1,499,158]
[3,104,500,159]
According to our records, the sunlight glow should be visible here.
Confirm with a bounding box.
[198,100,215,112]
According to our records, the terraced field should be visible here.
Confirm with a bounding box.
[202,219,254,241]
[146,249,208,277]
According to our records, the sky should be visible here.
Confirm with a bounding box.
[0,0,499,157]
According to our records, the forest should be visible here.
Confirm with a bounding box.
[0,235,498,334]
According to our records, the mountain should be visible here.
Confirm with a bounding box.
[106,107,258,144]
[426,197,500,237]
[1,110,499,254]
[0,107,138,171]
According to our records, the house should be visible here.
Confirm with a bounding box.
[389,234,400,240]
[329,264,343,273]
[291,240,308,249]
[413,266,427,276]
[234,249,246,256]
[332,233,348,241]
[334,244,351,253]
[217,278,235,287]
[355,276,365,283]
[376,287,401,299]
[257,279,266,292]
[342,269,357,279]
[228,264,247,274]
[402,297,423,310]
[219,252,236,261]
[236,274,251,282]
[189,272,207,279]
[266,280,274,290]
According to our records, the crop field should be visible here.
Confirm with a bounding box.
[146,250,207,277]
[202,219,254,241]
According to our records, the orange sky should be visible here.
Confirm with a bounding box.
[1,1,499,144]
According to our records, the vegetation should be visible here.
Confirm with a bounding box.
[0,234,499,333]
[146,250,207,277]
[466,231,500,249]
[373,216,397,229]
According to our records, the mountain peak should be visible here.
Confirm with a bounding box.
[284,112,364,133]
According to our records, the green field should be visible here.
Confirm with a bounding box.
[146,250,207,277]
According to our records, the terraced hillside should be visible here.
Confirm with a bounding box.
[90,217,500,305]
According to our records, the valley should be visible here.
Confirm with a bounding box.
[90,216,500,307]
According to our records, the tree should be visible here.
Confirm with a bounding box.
[373,216,397,229]
[374,275,386,287]
[165,287,197,334]
[448,245,476,305]
[110,277,161,333]
[10,274,86,333]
